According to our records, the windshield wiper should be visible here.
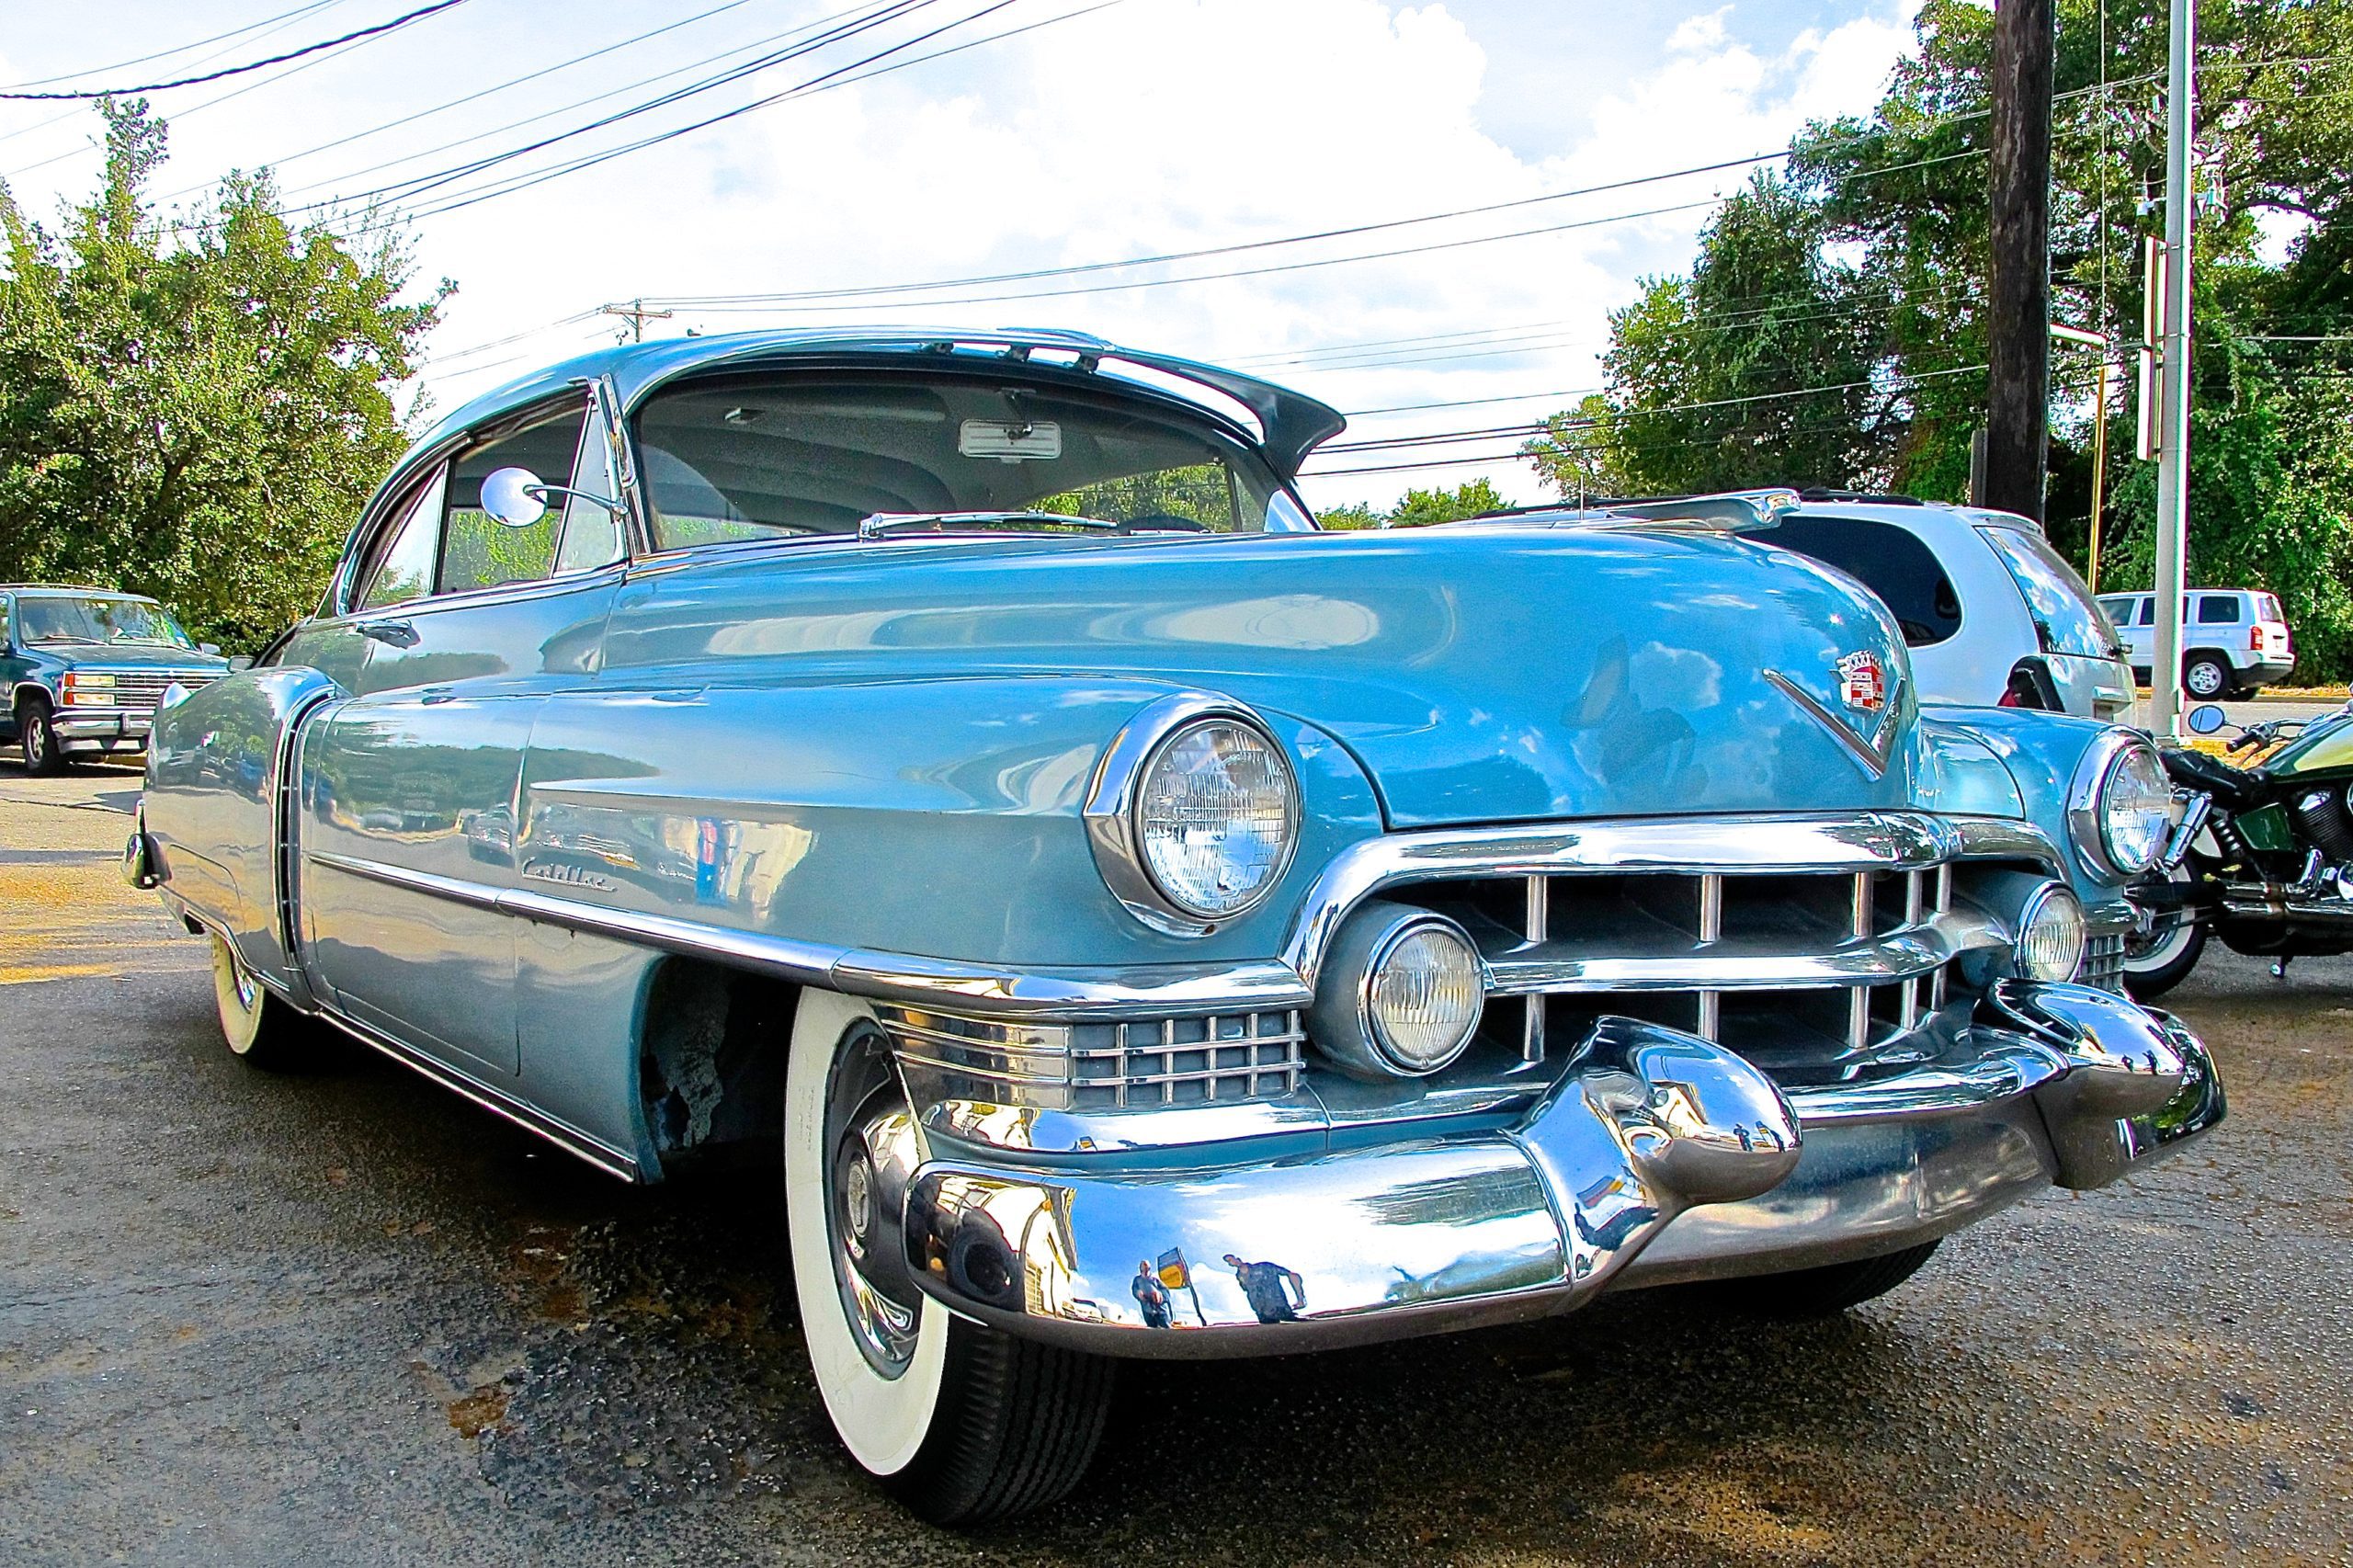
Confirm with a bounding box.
[30,634,101,645]
[857,510,1121,540]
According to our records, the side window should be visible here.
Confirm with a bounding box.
[2198,595,2241,625]
[357,467,449,610]
[1747,515,1964,646]
[0,597,12,648]
[441,401,591,596]
[551,398,625,575]
[2137,597,2156,626]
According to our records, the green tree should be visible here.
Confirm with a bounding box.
[1314,477,1512,530]
[1522,175,1893,497]
[1552,0,2353,676]
[0,101,446,649]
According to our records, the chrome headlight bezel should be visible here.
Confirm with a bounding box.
[2068,731,2172,881]
[1084,692,1300,937]
[2011,879,2087,982]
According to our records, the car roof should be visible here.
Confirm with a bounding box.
[0,585,154,599]
[413,326,1348,478]
[2097,587,2265,597]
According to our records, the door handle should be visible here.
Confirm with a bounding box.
[358,619,419,649]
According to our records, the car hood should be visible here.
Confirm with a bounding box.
[38,643,228,673]
[605,525,1929,829]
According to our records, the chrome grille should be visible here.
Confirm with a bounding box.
[2076,932,2127,994]
[74,669,219,711]
[1395,864,1976,1086]
[879,1006,1306,1112]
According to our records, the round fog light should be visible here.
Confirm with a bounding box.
[1367,918,1484,1073]
[2014,881,2086,982]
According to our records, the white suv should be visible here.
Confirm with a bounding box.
[1745,495,2134,719]
[2094,588,2294,700]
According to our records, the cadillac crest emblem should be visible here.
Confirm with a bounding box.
[1836,651,1887,713]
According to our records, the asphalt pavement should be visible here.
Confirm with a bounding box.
[2,764,2348,1566]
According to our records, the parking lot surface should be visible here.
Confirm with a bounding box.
[2,766,2348,1566]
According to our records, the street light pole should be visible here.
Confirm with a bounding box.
[2149,0,2197,736]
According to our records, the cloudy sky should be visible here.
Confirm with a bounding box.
[0,0,1926,512]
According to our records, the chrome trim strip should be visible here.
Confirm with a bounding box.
[1764,669,1906,779]
[303,850,1312,1017]
[310,810,2069,1021]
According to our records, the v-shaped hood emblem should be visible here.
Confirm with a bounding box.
[1765,666,1906,779]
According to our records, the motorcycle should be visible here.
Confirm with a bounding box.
[2123,697,2353,998]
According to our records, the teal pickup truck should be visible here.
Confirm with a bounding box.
[3,586,230,773]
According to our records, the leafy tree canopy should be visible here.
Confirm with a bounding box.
[1529,0,2353,677]
[0,100,446,649]
[1316,477,1512,530]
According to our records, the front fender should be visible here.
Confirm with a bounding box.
[516,675,1385,968]
[1918,704,2132,910]
[144,664,344,997]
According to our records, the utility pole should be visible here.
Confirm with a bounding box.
[1985,0,2055,523]
[600,297,673,343]
[2149,0,2197,737]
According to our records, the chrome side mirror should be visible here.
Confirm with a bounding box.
[480,466,548,529]
[198,642,222,656]
[2185,704,2227,735]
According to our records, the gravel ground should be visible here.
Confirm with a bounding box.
[2,766,2348,1566]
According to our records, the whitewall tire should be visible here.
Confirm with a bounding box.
[783,988,1115,1523]
[211,934,309,1069]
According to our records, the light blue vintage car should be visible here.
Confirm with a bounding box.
[131,328,2223,1523]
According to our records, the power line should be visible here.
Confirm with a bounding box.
[286,0,961,214]
[171,0,779,199]
[0,1,472,100]
[0,0,347,90]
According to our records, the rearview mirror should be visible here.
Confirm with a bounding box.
[2185,704,2227,734]
[481,466,548,528]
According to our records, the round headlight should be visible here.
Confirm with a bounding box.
[1134,718,1297,920]
[2013,881,2086,982]
[2097,741,2172,876]
[1366,918,1485,1073]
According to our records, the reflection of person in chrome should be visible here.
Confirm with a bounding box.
[1222,1253,1306,1324]
[1131,1260,1174,1328]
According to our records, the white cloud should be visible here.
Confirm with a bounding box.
[0,0,1923,510]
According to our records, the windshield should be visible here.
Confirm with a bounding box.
[16,596,196,648]
[632,372,1304,549]
[1975,526,2121,659]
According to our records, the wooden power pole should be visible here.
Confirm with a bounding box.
[1985,0,2055,523]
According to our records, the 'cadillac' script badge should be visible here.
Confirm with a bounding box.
[1836,651,1887,714]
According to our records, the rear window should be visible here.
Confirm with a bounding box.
[1975,526,2121,658]
[2196,594,2242,625]
[1746,515,1963,646]
[2256,593,2283,621]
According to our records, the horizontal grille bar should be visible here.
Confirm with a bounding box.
[879,1005,1306,1112]
[65,669,219,710]
[1482,911,1995,995]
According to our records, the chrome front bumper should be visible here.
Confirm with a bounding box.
[896,981,2222,1358]
[53,708,155,749]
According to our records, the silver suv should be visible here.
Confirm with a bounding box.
[1745,495,2133,719]
[2095,588,2295,700]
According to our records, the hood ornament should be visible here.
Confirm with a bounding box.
[1765,651,1904,779]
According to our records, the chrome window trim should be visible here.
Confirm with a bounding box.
[1081,691,1300,937]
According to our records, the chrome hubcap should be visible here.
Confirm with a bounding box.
[824,1028,926,1377]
